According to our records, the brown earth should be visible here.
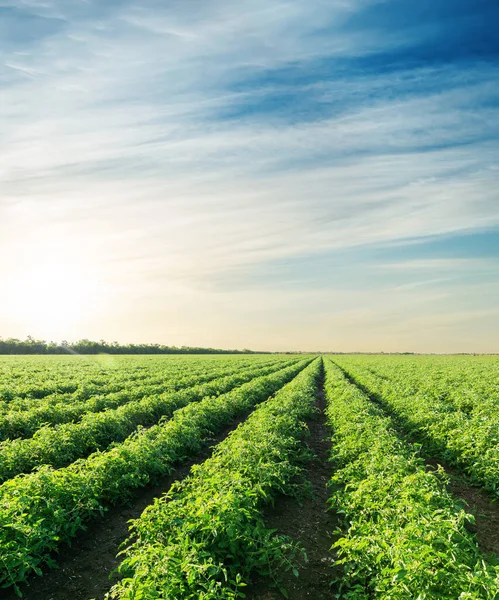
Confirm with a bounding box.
[246,379,341,600]
[426,458,499,558]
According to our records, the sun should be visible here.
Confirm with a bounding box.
[6,253,99,335]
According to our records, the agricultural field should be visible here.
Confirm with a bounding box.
[0,354,498,599]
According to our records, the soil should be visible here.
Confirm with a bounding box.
[3,413,253,600]
[425,458,499,558]
[246,375,341,600]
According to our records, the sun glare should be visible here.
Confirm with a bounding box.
[6,254,99,335]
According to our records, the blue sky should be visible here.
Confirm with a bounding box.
[1,0,498,351]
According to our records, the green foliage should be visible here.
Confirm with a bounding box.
[323,359,499,599]
[2,353,498,599]
[0,358,299,479]
[105,358,321,599]
[333,355,499,495]
[0,356,282,435]
[0,358,310,594]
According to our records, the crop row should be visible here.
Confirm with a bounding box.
[0,355,216,402]
[333,357,499,496]
[0,356,278,411]
[0,356,105,401]
[105,357,321,599]
[0,358,311,594]
[0,357,283,439]
[323,359,499,599]
[0,358,299,483]
[353,355,499,414]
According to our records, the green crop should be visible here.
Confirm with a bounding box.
[0,358,310,594]
[333,355,499,495]
[0,358,299,481]
[105,357,321,599]
[0,356,283,439]
[1,353,498,598]
[323,358,499,599]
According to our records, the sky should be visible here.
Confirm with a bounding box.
[1,0,498,353]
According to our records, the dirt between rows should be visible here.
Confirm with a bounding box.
[3,412,254,600]
[425,458,499,559]
[246,378,340,600]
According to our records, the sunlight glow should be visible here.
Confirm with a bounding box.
[6,254,99,335]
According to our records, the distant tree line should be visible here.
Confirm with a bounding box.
[0,337,261,355]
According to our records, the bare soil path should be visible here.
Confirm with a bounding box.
[426,459,499,558]
[247,373,340,600]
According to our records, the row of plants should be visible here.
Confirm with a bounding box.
[0,358,299,482]
[0,355,203,402]
[333,356,499,496]
[0,358,311,594]
[0,356,105,401]
[340,355,499,415]
[323,359,499,599]
[0,355,278,410]
[0,357,286,440]
[0,359,276,422]
[104,357,321,599]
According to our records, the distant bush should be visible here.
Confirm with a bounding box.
[0,336,260,355]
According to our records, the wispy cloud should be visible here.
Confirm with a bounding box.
[379,258,496,271]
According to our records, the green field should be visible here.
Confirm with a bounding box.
[0,354,498,599]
